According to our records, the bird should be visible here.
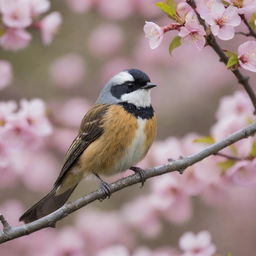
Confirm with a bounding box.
[19,68,157,224]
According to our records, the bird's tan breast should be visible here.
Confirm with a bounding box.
[78,105,156,176]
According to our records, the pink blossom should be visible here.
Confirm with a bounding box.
[177,2,193,21]
[179,11,206,50]
[75,209,133,251]
[28,0,50,16]
[150,137,183,166]
[97,0,134,20]
[55,98,91,127]
[39,12,62,45]
[0,28,32,50]
[144,21,164,49]
[0,60,12,89]
[65,0,93,13]
[122,196,162,238]
[19,151,58,191]
[97,245,130,256]
[196,0,219,20]
[225,160,256,186]
[238,41,256,72]
[216,91,254,120]
[179,231,216,256]
[49,54,85,88]
[18,98,52,137]
[150,174,192,223]
[46,227,85,256]
[204,3,241,40]
[88,24,124,57]
[51,128,76,153]
[1,0,32,28]
[211,115,253,158]
[225,0,256,14]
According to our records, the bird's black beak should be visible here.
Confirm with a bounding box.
[142,82,157,90]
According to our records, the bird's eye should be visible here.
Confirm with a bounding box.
[127,82,133,88]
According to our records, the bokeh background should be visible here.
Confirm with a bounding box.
[1,0,256,255]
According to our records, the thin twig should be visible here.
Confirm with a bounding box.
[236,31,251,37]
[0,215,11,233]
[0,121,256,244]
[214,152,243,161]
[241,14,256,39]
[187,0,256,112]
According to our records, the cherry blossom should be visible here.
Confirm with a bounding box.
[97,0,134,20]
[29,0,50,16]
[88,24,124,57]
[39,11,62,45]
[225,160,256,186]
[0,28,32,50]
[97,245,130,256]
[0,60,12,89]
[238,41,256,72]
[225,0,256,14]
[178,11,206,50]
[144,21,164,49]
[49,54,86,88]
[1,0,32,28]
[204,2,241,40]
[65,0,93,13]
[179,231,216,256]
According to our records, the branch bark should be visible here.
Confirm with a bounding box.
[187,0,256,112]
[0,121,256,244]
[241,14,256,39]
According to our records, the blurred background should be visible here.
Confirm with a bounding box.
[1,0,256,255]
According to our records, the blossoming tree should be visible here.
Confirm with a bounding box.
[0,0,256,255]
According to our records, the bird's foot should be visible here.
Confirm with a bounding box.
[94,173,112,200]
[130,166,146,187]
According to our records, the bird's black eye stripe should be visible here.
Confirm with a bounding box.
[111,81,136,99]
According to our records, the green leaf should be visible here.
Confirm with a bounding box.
[155,2,176,19]
[166,0,177,10]
[218,160,236,173]
[221,0,230,5]
[250,141,256,157]
[249,13,256,31]
[193,136,215,144]
[224,50,236,58]
[169,36,181,54]
[226,54,238,68]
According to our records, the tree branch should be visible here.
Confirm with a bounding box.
[240,14,256,39]
[187,0,256,112]
[0,121,256,244]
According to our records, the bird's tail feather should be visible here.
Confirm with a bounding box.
[19,184,77,224]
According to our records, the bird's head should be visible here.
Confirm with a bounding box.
[96,69,157,107]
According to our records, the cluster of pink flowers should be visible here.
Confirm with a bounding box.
[0,0,62,50]
[143,0,256,72]
[0,199,217,256]
[0,99,53,189]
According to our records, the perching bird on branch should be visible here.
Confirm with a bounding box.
[19,69,157,224]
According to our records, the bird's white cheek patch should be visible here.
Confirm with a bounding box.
[121,89,151,107]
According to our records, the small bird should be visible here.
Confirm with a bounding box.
[19,69,157,223]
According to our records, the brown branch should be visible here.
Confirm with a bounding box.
[0,121,256,244]
[187,0,256,113]
[241,14,256,39]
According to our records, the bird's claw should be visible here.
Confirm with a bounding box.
[130,166,146,187]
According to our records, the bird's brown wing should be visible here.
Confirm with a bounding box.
[54,104,111,187]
